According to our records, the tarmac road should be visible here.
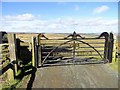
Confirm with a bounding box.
[31,64,118,88]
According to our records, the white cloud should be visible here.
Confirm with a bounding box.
[75,5,80,11]
[93,5,109,14]
[3,13,35,21]
[104,20,118,26]
[1,15,118,33]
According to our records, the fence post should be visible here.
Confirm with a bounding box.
[7,33,17,78]
[37,35,42,67]
[107,32,114,63]
[32,37,37,67]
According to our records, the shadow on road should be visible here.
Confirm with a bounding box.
[26,67,37,90]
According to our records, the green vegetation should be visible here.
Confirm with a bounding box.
[109,58,119,73]
[1,79,20,90]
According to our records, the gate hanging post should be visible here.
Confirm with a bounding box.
[113,35,117,63]
[0,32,2,67]
[37,34,42,67]
[103,32,109,62]
[32,37,38,67]
[0,32,2,44]
[8,33,18,77]
[107,32,114,63]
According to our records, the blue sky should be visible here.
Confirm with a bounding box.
[1,2,118,33]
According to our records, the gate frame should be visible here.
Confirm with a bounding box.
[33,32,114,67]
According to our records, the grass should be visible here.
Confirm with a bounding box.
[109,57,119,74]
[1,61,33,89]
[110,61,118,71]
[1,79,20,90]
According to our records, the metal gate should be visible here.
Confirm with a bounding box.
[35,31,114,67]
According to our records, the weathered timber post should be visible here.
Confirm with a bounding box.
[107,32,114,63]
[37,34,42,67]
[0,32,2,60]
[16,39,20,59]
[113,35,117,62]
[103,32,109,62]
[0,32,2,44]
[8,33,17,78]
[0,32,2,80]
[32,37,37,67]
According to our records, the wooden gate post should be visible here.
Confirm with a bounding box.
[37,34,42,67]
[103,33,109,62]
[0,32,2,63]
[32,37,37,67]
[16,39,20,59]
[107,32,114,63]
[113,35,117,63]
[0,32,2,44]
[0,42,1,89]
[8,33,17,78]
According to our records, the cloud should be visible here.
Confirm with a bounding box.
[93,5,109,14]
[75,5,80,11]
[104,20,118,26]
[1,15,118,33]
[3,13,35,21]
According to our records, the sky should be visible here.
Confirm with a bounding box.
[1,2,118,33]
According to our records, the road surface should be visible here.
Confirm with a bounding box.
[18,64,118,88]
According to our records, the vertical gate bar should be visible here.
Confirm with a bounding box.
[107,32,114,63]
[8,33,17,77]
[38,35,42,67]
[73,40,75,58]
